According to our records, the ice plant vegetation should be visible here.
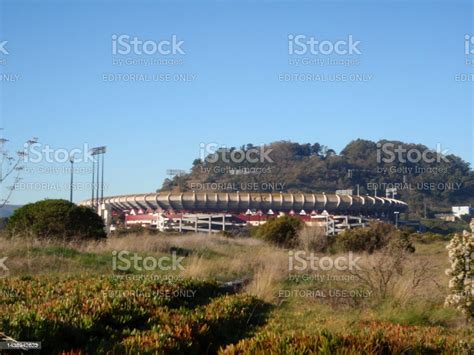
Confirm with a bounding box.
[445,229,473,320]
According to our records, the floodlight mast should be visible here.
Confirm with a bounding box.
[96,155,99,208]
[91,159,95,209]
[101,153,105,202]
[89,146,107,212]
[69,156,74,202]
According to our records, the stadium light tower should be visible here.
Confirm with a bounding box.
[89,146,106,211]
[69,155,74,202]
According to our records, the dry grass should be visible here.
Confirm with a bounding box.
[82,233,263,253]
[0,232,470,338]
[0,233,452,304]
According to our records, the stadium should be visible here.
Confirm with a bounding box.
[81,191,408,235]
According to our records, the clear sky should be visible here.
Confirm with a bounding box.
[0,0,472,205]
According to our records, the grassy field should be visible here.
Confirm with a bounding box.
[0,232,472,353]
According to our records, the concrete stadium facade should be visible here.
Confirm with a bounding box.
[81,191,408,214]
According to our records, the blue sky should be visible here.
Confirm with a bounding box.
[0,0,472,204]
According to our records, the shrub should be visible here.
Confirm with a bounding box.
[221,322,471,354]
[350,245,427,301]
[6,199,106,241]
[333,221,415,254]
[254,216,302,248]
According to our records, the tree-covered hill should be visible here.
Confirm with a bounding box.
[159,140,474,217]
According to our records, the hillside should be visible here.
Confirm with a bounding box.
[159,140,474,217]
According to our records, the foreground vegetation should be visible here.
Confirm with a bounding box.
[0,276,267,353]
[0,227,472,353]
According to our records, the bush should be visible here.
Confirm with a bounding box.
[254,216,302,248]
[6,199,106,241]
[333,221,415,254]
[221,322,471,354]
